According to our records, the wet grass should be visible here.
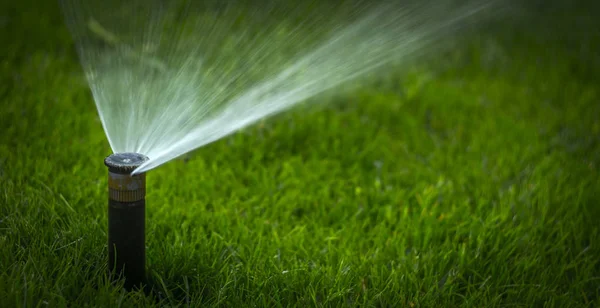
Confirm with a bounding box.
[1,1,599,307]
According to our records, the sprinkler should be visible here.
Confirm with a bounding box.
[104,152,149,290]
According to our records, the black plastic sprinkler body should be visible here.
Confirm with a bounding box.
[104,152,149,290]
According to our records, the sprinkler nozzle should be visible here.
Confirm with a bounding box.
[104,152,149,290]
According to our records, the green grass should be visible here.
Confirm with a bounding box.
[1,1,599,307]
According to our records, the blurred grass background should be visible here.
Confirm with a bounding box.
[0,0,599,306]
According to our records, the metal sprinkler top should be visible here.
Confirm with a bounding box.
[104,152,149,174]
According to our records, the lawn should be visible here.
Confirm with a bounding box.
[1,1,599,307]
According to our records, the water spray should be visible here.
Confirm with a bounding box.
[104,152,149,289]
[61,0,503,175]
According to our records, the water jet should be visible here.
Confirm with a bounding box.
[104,152,149,290]
[60,0,502,175]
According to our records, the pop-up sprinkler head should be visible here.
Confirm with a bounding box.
[104,152,149,290]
